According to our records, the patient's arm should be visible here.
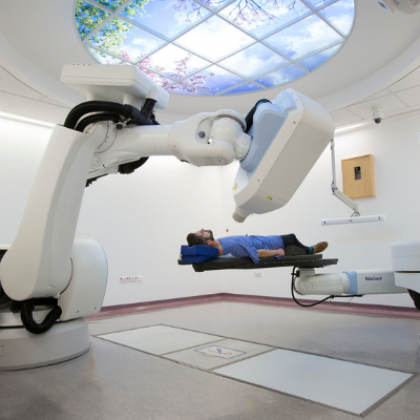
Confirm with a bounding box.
[257,248,285,258]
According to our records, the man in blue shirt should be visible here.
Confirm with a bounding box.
[186,230,328,264]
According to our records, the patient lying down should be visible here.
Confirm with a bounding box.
[186,230,328,264]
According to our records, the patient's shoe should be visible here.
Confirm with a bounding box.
[312,241,328,254]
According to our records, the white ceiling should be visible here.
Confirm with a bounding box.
[0,0,420,128]
[0,66,71,123]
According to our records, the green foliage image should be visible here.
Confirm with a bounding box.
[75,0,150,53]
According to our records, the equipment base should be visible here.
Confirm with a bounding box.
[0,317,90,371]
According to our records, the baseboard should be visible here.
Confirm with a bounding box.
[87,294,224,319]
[86,293,420,319]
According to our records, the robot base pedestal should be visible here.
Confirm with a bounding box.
[0,317,90,371]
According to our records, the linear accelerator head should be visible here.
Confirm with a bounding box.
[232,89,335,222]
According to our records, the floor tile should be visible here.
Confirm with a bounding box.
[165,338,273,370]
[98,325,223,355]
[214,349,413,415]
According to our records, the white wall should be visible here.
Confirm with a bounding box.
[1,109,420,309]
[78,158,226,306]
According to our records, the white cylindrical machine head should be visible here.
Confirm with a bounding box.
[232,207,251,223]
[232,89,335,222]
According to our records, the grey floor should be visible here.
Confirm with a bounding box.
[2,301,420,420]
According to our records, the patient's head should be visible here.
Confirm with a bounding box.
[186,229,214,246]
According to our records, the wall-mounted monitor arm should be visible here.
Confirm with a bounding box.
[330,139,360,216]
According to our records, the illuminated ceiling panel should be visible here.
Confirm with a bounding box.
[76,0,355,96]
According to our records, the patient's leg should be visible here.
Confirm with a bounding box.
[280,234,310,254]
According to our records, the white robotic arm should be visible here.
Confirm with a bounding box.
[86,108,251,180]
[0,64,334,343]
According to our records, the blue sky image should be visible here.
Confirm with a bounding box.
[304,0,338,9]
[78,0,355,96]
[141,44,211,79]
[88,47,126,64]
[123,0,210,40]
[319,0,355,36]
[298,44,342,71]
[221,82,263,95]
[186,65,245,95]
[194,0,233,11]
[220,0,311,39]
[168,83,208,95]
[220,43,289,79]
[264,14,344,61]
[175,15,255,62]
[255,65,307,88]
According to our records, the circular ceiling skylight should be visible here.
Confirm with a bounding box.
[75,0,355,96]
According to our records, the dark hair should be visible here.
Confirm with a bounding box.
[186,233,209,247]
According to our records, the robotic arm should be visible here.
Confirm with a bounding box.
[0,64,334,341]
[85,108,251,176]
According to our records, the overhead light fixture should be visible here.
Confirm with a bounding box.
[0,110,56,128]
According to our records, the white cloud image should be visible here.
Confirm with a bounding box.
[176,16,254,61]
[144,44,210,77]
[265,15,343,60]
[221,44,288,78]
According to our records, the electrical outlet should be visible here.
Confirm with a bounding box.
[254,272,262,278]
[120,275,142,282]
